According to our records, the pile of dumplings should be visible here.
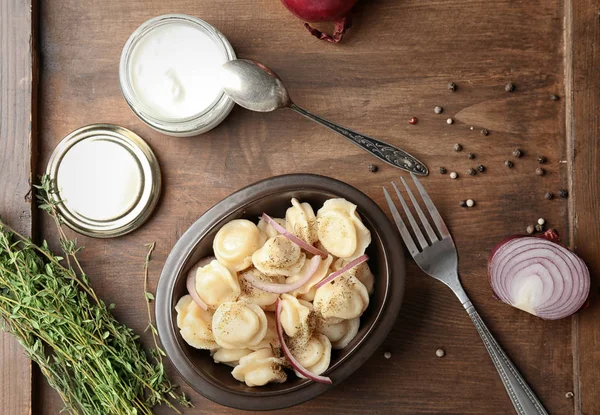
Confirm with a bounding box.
[175,198,374,387]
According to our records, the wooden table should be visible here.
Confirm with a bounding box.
[2,0,599,414]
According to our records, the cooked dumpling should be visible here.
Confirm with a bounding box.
[238,268,284,309]
[313,276,369,323]
[175,295,218,350]
[317,198,371,259]
[286,254,334,302]
[279,294,313,346]
[320,317,360,349]
[212,348,253,367]
[285,198,318,245]
[252,235,306,277]
[257,216,286,239]
[213,301,268,349]
[290,333,331,378]
[232,348,287,387]
[250,312,280,351]
[332,258,375,295]
[214,219,266,271]
[195,259,241,308]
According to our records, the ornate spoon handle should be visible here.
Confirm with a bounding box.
[290,103,428,175]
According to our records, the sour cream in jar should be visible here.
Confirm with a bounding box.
[119,15,236,136]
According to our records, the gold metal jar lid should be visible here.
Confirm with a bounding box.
[46,124,161,238]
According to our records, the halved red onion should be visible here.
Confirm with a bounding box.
[488,230,590,320]
[185,256,214,311]
[244,255,322,294]
[262,213,327,258]
[315,254,369,289]
[275,299,332,384]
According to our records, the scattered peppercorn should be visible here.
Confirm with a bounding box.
[545,192,554,200]
[470,126,474,131]
[466,199,475,207]
[505,82,515,92]
[368,164,378,173]
[513,148,523,158]
[448,82,457,92]
[434,106,443,114]
[537,155,547,164]
[505,160,514,168]
[446,118,454,125]
[558,189,569,198]
[538,218,546,226]
[481,129,489,136]
[467,168,476,176]
[409,117,418,125]
[467,152,475,159]
[527,225,535,235]
[384,351,392,359]
[477,164,485,172]
[450,172,458,179]
[436,349,445,358]
[535,223,544,232]
[453,143,462,152]
[459,200,467,207]
[566,392,574,399]
[536,167,545,176]
[551,94,560,101]
[439,167,447,174]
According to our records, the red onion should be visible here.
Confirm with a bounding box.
[315,254,368,289]
[275,299,332,384]
[488,230,590,320]
[262,213,327,258]
[280,0,358,43]
[186,256,215,311]
[244,255,322,294]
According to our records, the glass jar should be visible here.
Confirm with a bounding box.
[119,14,236,137]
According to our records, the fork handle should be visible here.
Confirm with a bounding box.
[463,302,549,415]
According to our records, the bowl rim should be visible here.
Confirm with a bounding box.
[156,173,405,410]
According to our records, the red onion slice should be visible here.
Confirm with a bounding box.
[185,256,214,311]
[262,213,327,258]
[315,254,369,289]
[488,231,590,320]
[244,255,322,294]
[275,299,332,384]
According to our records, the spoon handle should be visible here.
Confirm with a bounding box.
[290,103,428,175]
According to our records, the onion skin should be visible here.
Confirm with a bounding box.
[280,0,358,43]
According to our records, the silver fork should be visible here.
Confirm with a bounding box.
[383,173,548,415]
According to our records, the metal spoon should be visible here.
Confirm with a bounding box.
[220,59,428,175]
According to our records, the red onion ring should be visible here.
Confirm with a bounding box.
[244,255,322,294]
[275,299,332,384]
[262,213,327,258]
[488,231,590,320]
[315,254,369,289]
[185,256,214,311]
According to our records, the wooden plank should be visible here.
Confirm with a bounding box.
[0,0,36,414]
[35,0,574,414]
[567,0,600,414]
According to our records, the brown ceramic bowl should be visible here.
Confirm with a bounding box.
[156,174,405,411]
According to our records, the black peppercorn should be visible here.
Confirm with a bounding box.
[536,167,545,176]
[439,167,447,174]
[453,143,462,152]
[558,189,569,198]
[505,82,515,92]
[477,164,485,172]
[535,223,544,232]
[368,164,378,173]
[481,129,489,136]
[467,153,475,159]
[537,155,547,164]
[448,82,457,92]
[513,149,523,158]
[459,200,467,207]
[551,94,560,101]
[467,168,476,176]
[505,160,514,168]
[545,192,554,200]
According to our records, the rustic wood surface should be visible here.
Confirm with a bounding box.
[0,0,597,413]
[0,1,35,415]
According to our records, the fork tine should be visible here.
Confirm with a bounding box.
[383,187,420,257]
[400,177,439,243]
[410,173,451,238]
[391,181,429,249]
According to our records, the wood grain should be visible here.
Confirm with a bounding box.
[568,0,600,414]
[25,0,588,413]
[0,0,36,414]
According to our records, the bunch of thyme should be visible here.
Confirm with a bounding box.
[0,176,191,414]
